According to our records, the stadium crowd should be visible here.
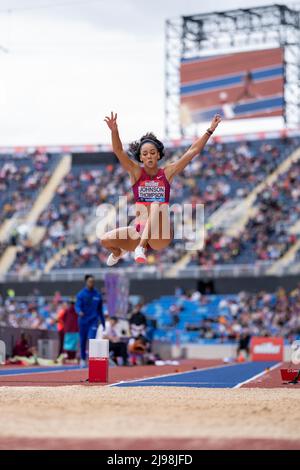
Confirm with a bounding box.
[145,286,300,345]
[188,153,300,266]
[1,286,299,344]
[0,291,153,365]
[0,151,53,225]
[2,136,300,273]
[191,288,299,342]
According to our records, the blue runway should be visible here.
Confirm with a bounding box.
[0,365,82,377]
[114,361,278,389]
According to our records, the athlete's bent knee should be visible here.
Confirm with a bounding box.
[100,235,110,248]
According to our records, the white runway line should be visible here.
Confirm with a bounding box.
[108,362,250,388]
[233,362,282,389]
[0,366,84,378]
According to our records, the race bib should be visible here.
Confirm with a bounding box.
[138,180,166,202]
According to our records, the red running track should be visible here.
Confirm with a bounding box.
[242,362,300,388]
[1,360,299,450]
[0,361,297,388]
[0,359,221,387]
[0,436,299,450]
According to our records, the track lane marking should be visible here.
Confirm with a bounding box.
[232,362,282,389]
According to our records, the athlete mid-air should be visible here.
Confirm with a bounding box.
[101,112,221,265]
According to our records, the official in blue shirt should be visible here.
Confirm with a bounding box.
[75,274,105,367]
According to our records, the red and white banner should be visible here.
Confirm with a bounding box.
[250,337,284,362]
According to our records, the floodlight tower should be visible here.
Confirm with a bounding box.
[165,4,300,139]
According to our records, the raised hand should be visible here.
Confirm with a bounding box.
[104,112,118,131]
[210,114,222,131]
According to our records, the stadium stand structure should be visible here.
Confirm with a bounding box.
[181,145,300,270]
[143,288,300,344]
[1,133,300,279]
[0,154,71,278]
[168,139,300,275]
[1,287,299,346]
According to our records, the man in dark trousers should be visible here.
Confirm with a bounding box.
[75,275,105,367]
[236,328,251,361]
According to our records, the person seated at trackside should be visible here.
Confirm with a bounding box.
[103,316,128,366]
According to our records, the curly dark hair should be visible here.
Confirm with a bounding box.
[128,132,165,162]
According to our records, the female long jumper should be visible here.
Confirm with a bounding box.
[101,113,221,265]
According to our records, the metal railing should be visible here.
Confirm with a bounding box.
[178,262,274,279]
[2,260,291,282]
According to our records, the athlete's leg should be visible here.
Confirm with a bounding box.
[79,321,89,361]
[100,226,140,257]
[136,204,164,247]
[147,234,173,251]
[134,204,173,262]
[139,204,173,250]
[87,320,98,342]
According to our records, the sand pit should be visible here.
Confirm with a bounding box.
[0,386,299,445]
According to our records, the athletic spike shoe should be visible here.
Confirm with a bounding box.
[134,246,147,264]
[106,249,127,266]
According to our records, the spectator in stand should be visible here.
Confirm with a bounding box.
[169,304,182,327]
[12,333,35,358]
[129,304,147,338]
[0,151,52,225]
[128,334,149,366]
[55,302,67,357]
[175,286,184,297]
[62,298,79,361]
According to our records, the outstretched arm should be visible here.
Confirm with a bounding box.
[164,114,221,182]
[104,112,139,174]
